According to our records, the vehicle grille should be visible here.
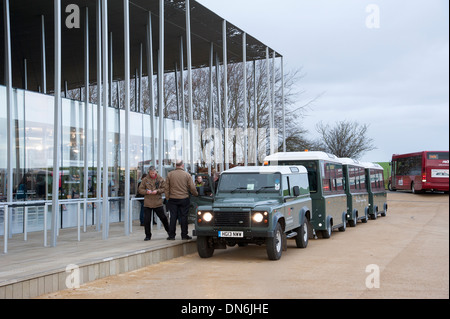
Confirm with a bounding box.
[214,212,250,228]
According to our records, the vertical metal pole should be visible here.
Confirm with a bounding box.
[223,20,229,170]
[4,0,13,207]
[186,0,195,172]
[216,53,222,172]
[180,37,186,165]
[41,15,47,94]
[158,0,165,176]
[272,51,276,133]
[139,43,143,113]
[96,0,102,231]
[281,56,286,153]
[3,205,8,253]
[84,6,90,229]
[253,60,258,166]
[102,0,109,240]
[24,207,28,241]
[175,63,180,121]
[124,0,131,235]
[23,59,28,90]
[44,203,48,246]
[147,12,156,166]
[51,0,62,247]
[266,47,273,155]
[243,32,248,166]
[208,42,213,175]
[109,32,113,107]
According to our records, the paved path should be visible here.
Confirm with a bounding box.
[39,192,449,299]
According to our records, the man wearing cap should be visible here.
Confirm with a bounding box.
[165,160,198,240]
[138,166,170,241]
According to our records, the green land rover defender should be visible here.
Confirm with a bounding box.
[193,166,312,260]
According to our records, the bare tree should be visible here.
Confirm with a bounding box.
[315,120,376,159]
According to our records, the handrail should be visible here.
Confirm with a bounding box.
[1,196,149,254]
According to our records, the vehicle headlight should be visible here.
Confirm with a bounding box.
[197,211,214,224]
[252,211,269,226]
[253,213,264,223]
[203,212,213,222]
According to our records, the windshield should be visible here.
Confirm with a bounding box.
[218,173,282,195]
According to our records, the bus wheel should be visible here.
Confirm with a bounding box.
[338,213,347,232]
[321,220,332,239]
[348,212,357,227]
[266,223,283,260]
[295,220,309,249]
[197,236,215,258]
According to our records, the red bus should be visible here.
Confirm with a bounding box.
[389,151,449,194]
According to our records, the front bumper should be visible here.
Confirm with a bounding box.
[193,229,274,238]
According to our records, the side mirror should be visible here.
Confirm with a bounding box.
[293,186,300,197]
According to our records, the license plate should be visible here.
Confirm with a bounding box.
[219,231,244,238]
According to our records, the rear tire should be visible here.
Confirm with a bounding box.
[197,236,214,258]
[266,223,283,260]
[295,220,309,248]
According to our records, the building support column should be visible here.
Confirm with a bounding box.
[147,12,156,167]
[83,6,90,233]
[41,15,47,94]
[266,47,273,155]
[216,53,222,172]
[124,0,131,235]
[243,32,248,166]
[223,20,229,170]
[158,0,165,176]
[207,43,214,174]
[281,56,286,153]
[4,0,13,253]
[95,0,102,231]
[51,0,62,247]
[101,0,109,240]
[253,60,258,166]
[186,0,195,172]
[180,37,186,165]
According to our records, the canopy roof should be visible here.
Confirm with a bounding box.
[1,0,281,92]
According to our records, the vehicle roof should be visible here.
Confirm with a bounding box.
[264,151,339,162]
[360,161,384,170]
[223,165,307,175]
[336,157,366,168]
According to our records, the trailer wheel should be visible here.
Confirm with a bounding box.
[321,219,332,239]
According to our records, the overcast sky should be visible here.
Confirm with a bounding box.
[197,0,449,162]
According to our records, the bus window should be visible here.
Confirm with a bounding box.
[323,163,333,193]
[359,168,366,191]
[336,165,344,191]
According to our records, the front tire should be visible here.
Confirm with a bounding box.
[197,236,214,258]
[267,223,283,260]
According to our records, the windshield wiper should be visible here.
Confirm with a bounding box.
[230,187,249,193]
[255,186,276,193]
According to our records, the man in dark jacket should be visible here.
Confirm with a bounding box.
[165,160,198,240]
[138,167,170,241]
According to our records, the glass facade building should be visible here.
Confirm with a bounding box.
[0,85,198,236]
[1,0,283,251]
